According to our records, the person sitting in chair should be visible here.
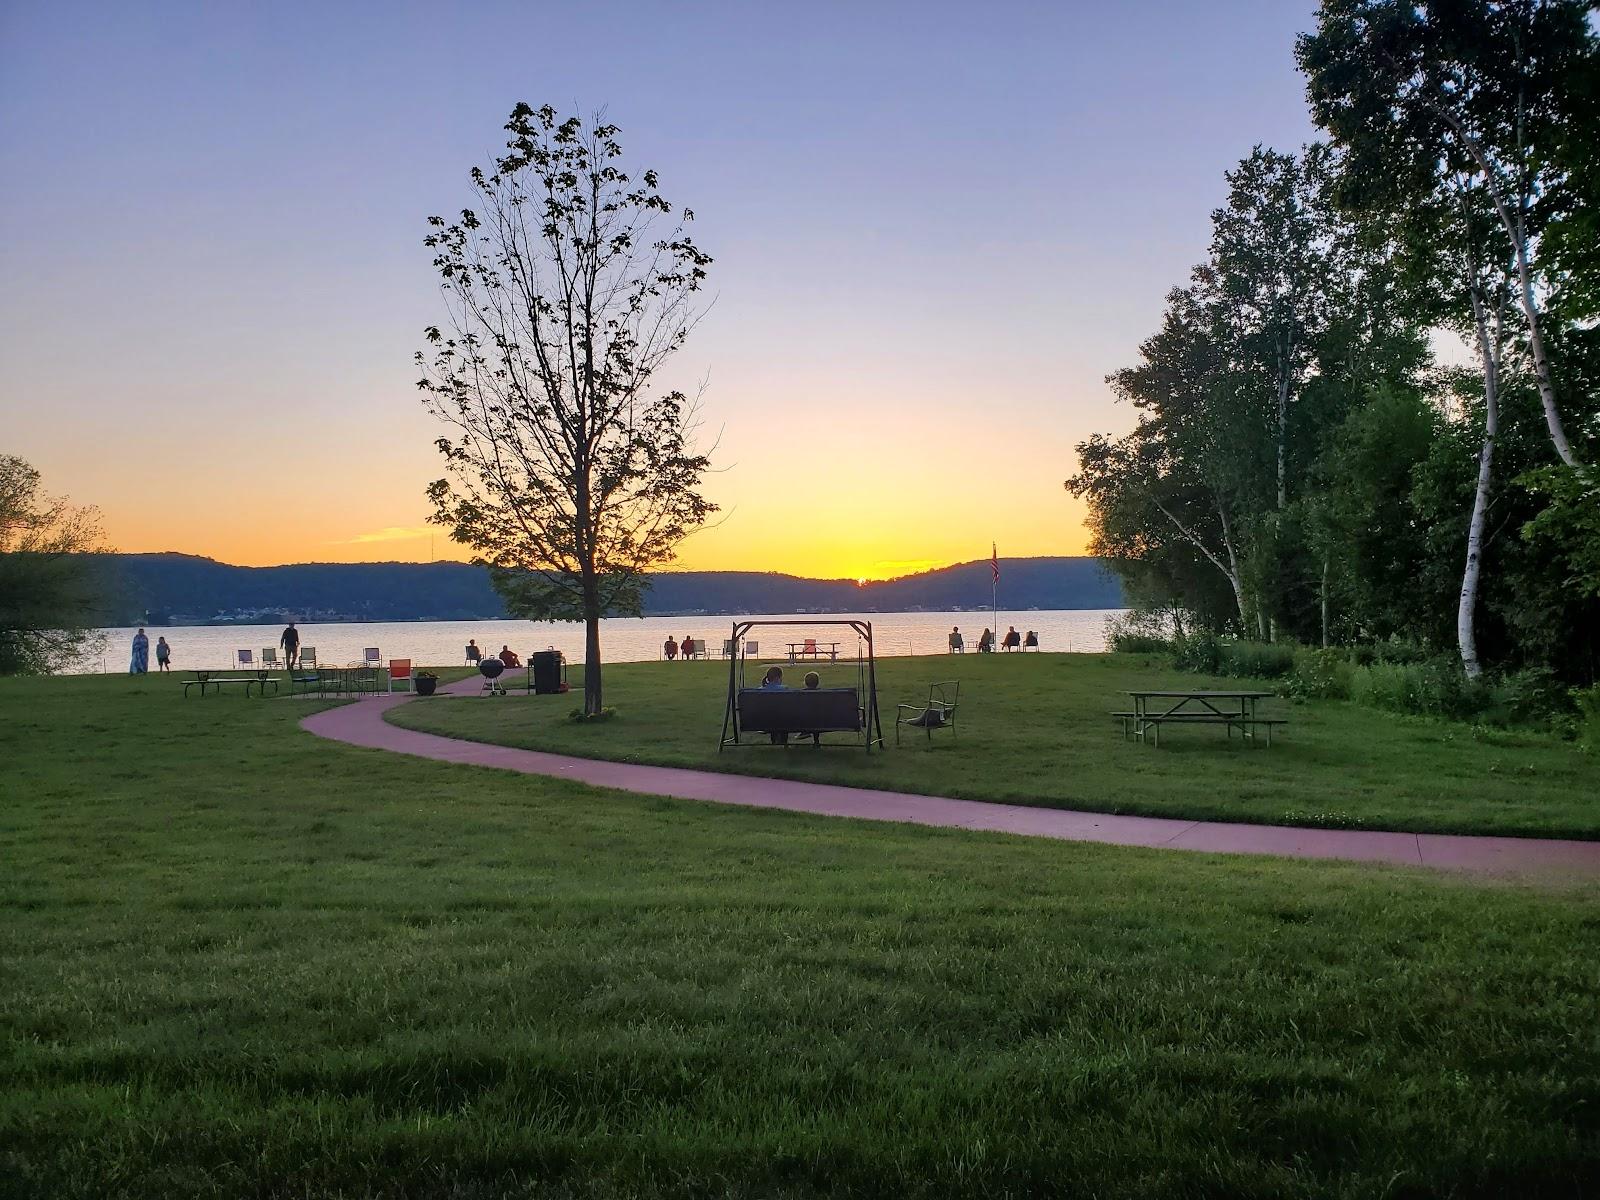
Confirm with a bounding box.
[499,645,521,668]
[978,628,994,653]
[681,636,695,659]
[664,636,679,661]
[1023,630,1038,650]
[1003,626,1021,651]
[949,626,964,653]
[466,640,481,665]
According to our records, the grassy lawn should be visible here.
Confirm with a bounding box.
[388,652,1600,840]
[1,673,1598,1198]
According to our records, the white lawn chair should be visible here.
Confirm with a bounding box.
[721,638,737,659]
[744,641,759,659]
[261,648,280,669]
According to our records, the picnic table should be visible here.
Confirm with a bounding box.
[787,641,840,663]
[1114,689,1285,747]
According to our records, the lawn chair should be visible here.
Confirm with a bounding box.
[802,638,819,659]
[684,636,703,660]
[721,638,737,659]
[362,647,381,667]
[745,641,759,660]
[387,658,415,693]
[261,648,280,670]
[235,649,254,669]
[299,647,317,668]
[896,681,960,746]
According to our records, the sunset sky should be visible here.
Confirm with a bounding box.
[0,1,1317,580]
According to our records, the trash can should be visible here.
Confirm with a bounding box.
[531,650,564,695]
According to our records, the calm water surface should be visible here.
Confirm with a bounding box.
[87,609,1125,673]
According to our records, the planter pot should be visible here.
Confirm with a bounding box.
[415,676,438,696]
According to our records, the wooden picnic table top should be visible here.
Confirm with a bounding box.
[1125,689,1276,699]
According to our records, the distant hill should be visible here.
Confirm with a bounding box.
[103,553,1122,624]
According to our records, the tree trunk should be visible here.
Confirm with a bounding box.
[1508,211,1578,467]
[1276,362,1291,510]
[583,610,603,715]
[1320,556,1329,649]
[1459,291,1500,681]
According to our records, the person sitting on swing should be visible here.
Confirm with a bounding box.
[803,671,824,746]
[761,666,789,744]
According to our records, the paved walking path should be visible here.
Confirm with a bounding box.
[300,681,1600,879]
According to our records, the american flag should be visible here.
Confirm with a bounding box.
[991,543,1000,585]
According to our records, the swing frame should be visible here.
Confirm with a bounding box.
[718,619,886,752]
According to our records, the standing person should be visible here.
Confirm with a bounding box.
[466,640,481,665]
[279,622,301,669]
[948,626,964,653]
[155,636,171,672]
[129,628,149,674]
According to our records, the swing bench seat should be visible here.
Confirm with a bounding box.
[737,688,863,737]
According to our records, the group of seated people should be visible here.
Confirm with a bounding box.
[465,640,523,668]
[948,626,1039,653]
[662,635,699,660]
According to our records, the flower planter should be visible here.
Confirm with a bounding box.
[415,675,438,696]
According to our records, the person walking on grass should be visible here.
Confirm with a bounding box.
[155,636,171,672]
[129,628,149,674]
[279,622,300,669]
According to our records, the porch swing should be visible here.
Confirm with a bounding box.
[718,619,886,752]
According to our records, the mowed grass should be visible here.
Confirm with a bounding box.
[390,652,1600,839]
[3,673,1600,1198]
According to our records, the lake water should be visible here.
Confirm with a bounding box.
[84,610,1125,673]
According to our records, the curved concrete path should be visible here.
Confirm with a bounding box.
[300,682,1600,879]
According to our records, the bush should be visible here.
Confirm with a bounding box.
[1490,667,1574,727]
[1574,686,1600,752]
[1171,632,1222,675]
[1105,611,1174,655]
[1221,640,1298,679]
[1287,648,1352,701]
[1349,659,1491,720]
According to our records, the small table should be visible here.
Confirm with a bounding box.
[787,642,840,663]
[1117,690,1282,747]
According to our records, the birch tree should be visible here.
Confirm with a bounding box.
[1298,0,1596,468]
[418,105,717,715]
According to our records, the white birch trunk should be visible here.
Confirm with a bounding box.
[1458,290,1500,680]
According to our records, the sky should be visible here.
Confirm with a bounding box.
[0,0,1319,580]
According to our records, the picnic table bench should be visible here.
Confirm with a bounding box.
[1113,690,1286,747]
[787,641,840,663]
[184,671,279,698]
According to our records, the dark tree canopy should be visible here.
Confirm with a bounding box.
[0,455,107,675]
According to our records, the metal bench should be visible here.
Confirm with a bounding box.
[184,672,278,698]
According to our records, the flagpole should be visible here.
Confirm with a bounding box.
[991,542,999,646]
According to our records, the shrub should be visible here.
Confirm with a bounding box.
[1349,659,1491,720]
[1574,685,1600,752]
[1287,648,1352,701]
[1490,667,1574,727]
[1171,632,1222,675]
[1105,611,1174,655]
[1220,640,1297,679]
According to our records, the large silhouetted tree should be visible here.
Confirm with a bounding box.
[0,455,107,675]
[418,105,717,715]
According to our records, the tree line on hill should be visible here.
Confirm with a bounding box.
[101,554,1121,625]
[1069,1,1599,691]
